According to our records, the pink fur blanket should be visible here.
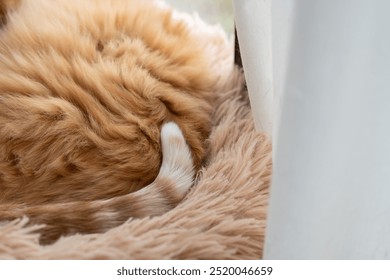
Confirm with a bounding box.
[0,1,271,259]
[0,68,271,259]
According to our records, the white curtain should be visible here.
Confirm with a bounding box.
[234,0,390,259]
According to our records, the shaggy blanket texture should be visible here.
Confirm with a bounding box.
[0,0,271,259]
[0,67,271,259]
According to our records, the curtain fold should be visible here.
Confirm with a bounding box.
[234,0,390,259]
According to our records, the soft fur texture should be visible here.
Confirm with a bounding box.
[0,0,272,259]
[0,0,233,243]
[0,67,271,259]
[0,121,196,243]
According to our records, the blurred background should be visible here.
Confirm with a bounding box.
[164,0,234,34]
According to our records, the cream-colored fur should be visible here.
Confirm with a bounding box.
[0,69,272,260]
[0,0,232,243]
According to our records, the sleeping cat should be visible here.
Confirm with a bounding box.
[0,0,229,243]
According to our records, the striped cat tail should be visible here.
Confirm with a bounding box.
[0,122,195,244]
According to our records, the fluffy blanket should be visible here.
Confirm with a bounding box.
[0,68,271,259]
[0,1,271,259]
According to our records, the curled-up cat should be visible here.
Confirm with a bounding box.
[0,0,230,244]
[0,122,194,243]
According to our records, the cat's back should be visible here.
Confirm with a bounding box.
[0,0,224,204]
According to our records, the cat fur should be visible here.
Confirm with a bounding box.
[0,0,230,243]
